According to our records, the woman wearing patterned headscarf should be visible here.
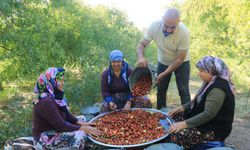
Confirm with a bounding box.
[165,56,236,149]
[32,67,100,149]
[100,50,152,113]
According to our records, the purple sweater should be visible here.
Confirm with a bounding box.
[32,97,80,141]
[101,68,132,103]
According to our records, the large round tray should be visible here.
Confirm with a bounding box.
[88,108,174,148]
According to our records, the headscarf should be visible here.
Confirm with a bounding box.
[34,67,69,111]
[107,50,129,87]
[109,50,124,61]
[194,56,236,104]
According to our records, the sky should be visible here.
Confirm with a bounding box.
[83,0,174,29]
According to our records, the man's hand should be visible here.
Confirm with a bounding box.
[136,39,150,67]
[137,57,148,68]
[109,102,117,110]
[156,72,166,84]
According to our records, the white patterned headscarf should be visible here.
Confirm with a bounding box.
[194,56,236,103]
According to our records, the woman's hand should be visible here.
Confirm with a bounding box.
[109,102,117,110]
[80,126,101,136]
[168,121,187,134]
[77,120,96,126]
[123,101,132,110]
[168,106,185,118]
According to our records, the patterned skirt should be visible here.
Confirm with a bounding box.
[36,130,85,150]
[35,116,86,150]
[165,113,217,150]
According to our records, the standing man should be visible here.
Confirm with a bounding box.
[136,8,191,109]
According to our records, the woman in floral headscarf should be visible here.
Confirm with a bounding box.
[100,50,152,113]
[32,67,100,150]
[165,56,236,149]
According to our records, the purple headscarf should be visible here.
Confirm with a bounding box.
[194,56,236,103]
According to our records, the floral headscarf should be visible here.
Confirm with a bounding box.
[194,56,236,103]
[34,67,68,111]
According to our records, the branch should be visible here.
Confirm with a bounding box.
[0,45,22,57]
[0,45,13,52]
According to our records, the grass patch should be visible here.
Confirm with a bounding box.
[0,91,9,106]
[0,95,33,147]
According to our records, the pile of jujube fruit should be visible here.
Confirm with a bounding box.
[132,75,152,96]
[92,109,166,145]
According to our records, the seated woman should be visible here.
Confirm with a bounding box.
[33,67,100,149]
[100,50,152,113]
[166,56,236,149]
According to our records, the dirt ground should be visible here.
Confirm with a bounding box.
[225,114,250,150]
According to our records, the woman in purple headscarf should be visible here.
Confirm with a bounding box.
[32,67,100,149]
[165,56,236,149]
[100,50,152,113]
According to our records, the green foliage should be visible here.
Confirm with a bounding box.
[178,0,250,92]
[0,0,141,99]
[0,0,141,146]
